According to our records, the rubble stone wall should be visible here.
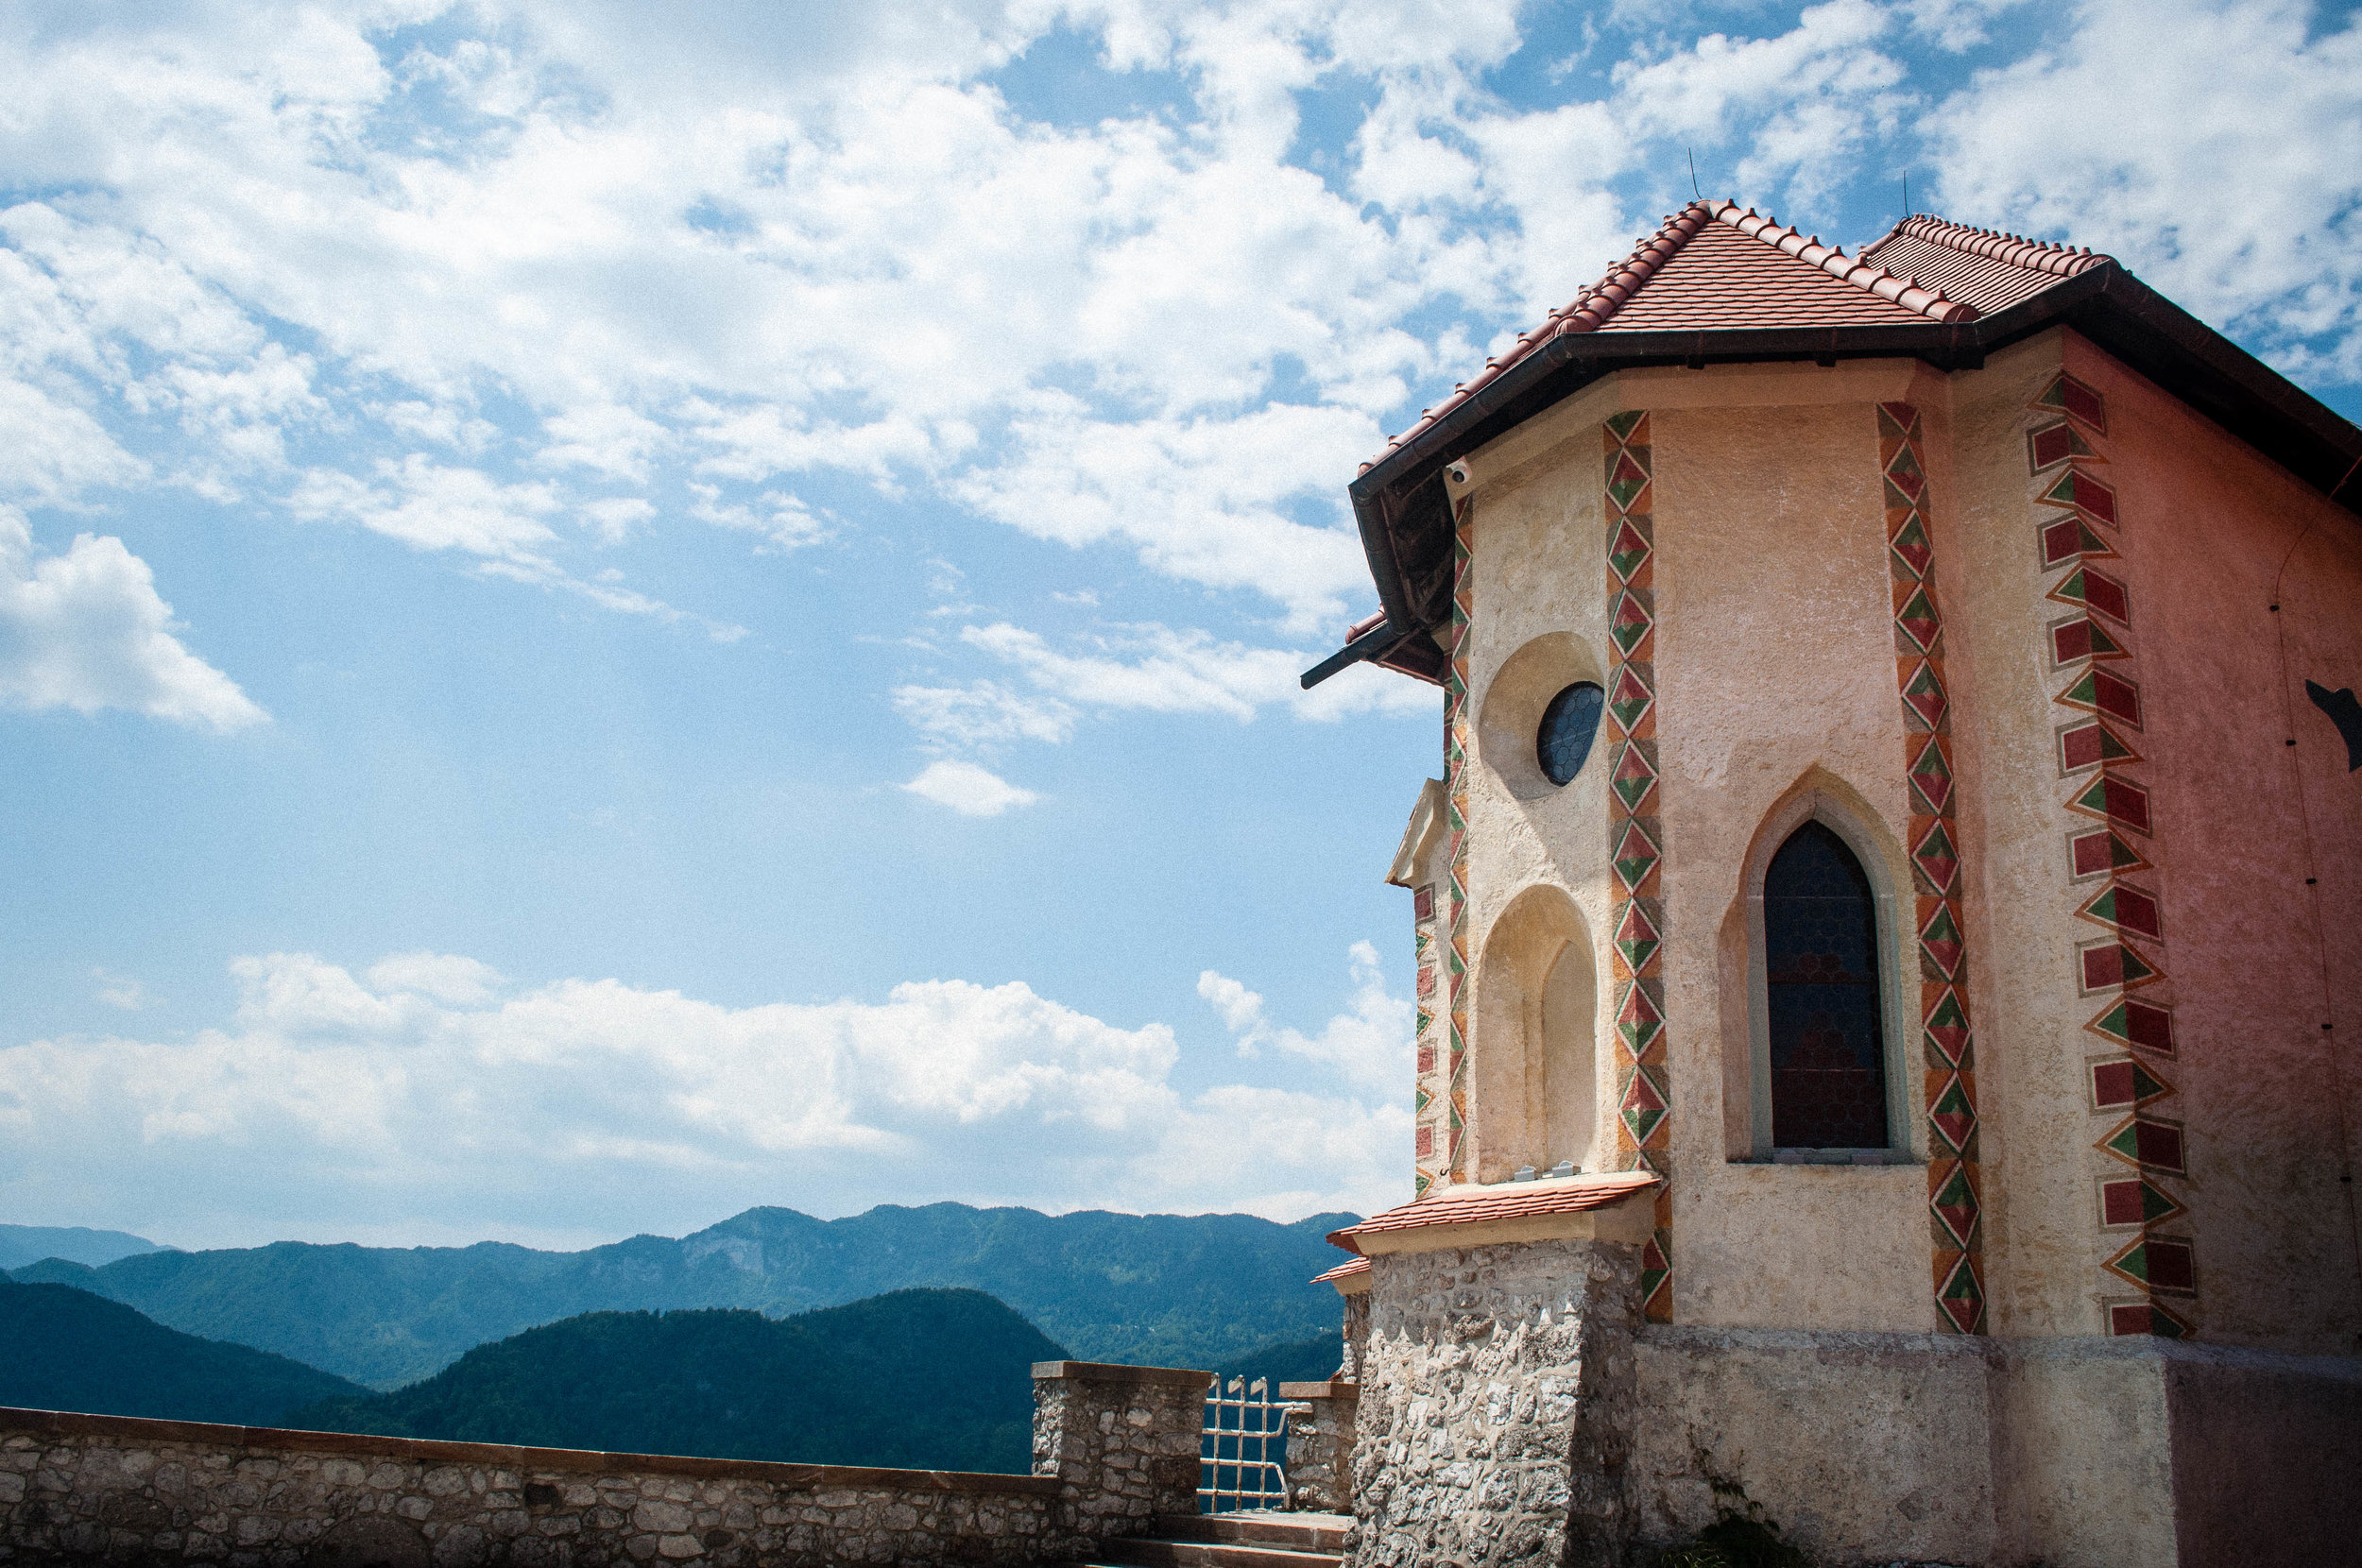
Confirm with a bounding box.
[0,1406,1065,1567]
[1345,1237,1640,1568]
[0,1362,1219,1567]
[1027,1361,1207,1537]
[1274,1382,1356,1515]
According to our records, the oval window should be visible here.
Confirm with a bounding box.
[1536,681,1605,787]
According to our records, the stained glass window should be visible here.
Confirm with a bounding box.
[1536,681,1604,787]
[1765,821,1889,1149]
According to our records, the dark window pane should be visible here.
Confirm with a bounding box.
[1765,821,1889,1148]
[1537,682,1604,786]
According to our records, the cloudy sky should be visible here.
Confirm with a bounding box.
[2,0,2356,1253]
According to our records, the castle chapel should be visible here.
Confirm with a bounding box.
[1302,202,2362,1567]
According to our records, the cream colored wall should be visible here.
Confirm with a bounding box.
[1455,360,1948,1332]
[1934,329,2093,1338]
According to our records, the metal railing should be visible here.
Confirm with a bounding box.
[1198,1374,1290,1513]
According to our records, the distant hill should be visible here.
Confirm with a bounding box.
[1215,1333,1345,1391]
[35,1202,1356,1389]
[0,1276,368,1425]
[288,1288,1063,1473]
[0,1224,166,1271]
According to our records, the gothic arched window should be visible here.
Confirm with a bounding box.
[1764,820,1890,1149]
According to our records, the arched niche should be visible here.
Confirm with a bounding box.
[1470,882,1600,1182]
[1477,632,1610,801]
[1720,769,1919,1162]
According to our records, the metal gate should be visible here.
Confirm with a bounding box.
[1198,1375,1290,1513]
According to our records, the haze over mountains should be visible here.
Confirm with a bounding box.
[8,1202,1355,1389]
[0,1224,166,1271]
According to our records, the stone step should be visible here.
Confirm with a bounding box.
[1087,1537,1344,1568]
[1151,1511,1349,1554]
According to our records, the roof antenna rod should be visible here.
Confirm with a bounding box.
[1903,171,1909,218]
[1687,148,1701,200]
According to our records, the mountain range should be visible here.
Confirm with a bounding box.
[0,1223,165,1271]
[10,1202,1356,1389]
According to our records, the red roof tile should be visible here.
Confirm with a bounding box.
[1324,1171,1659,1254]
[1360,198,1996,475]
[1860,214,2111,315]
[1310,1257,1370,1286]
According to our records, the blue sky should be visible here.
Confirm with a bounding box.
[3,0,2356,1251]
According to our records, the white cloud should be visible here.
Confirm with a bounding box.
[1926,0,2362,379]
[92,969,151,1011]
[0,507,265,730]
[894,680,1078,749]
[960,619,1440,724]
[1199,941,1412,1093]
[288,456,562,564]
[901,758,1043,815]
[0,947,1411,1243]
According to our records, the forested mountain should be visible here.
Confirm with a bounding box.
[0,1224,165,1270]
[0,1276,368,1425]
[287,1289,1063,1474]
[15,1202,1356,1389]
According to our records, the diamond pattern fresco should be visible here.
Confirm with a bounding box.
[2027,370,2194,1335]
[1879,401,1984,1333]
[1604,410,1674,1322]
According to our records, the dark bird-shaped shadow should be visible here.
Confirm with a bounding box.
[2305,680,2362,772]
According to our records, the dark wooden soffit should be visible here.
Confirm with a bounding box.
[1342,261,2362,680]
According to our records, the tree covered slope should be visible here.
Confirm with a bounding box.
[0,1276,368,1426]
[286,1288,1064,1474]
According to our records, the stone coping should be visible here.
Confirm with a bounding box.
[1029,1361,1211,1389]
[0,1406,1062,1494]
[1275,1381,1358,1401]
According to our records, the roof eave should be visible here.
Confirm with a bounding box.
[1346,263,2360,653]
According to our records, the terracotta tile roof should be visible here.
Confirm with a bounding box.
[1860,214,2111,315]
[1324,1171,1660,1255]
[1310,1257,1370,1286]
[1360,198,1992,476]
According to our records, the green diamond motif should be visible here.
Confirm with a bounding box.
[1615,902,1660,974]
[1609,590,1652,655]
[1607,519,1651,581]
[1611,742,1658,810]
[1605,409,1645,441]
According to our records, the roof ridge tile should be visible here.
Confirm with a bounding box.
[1889,213,2112,279]
[1713,199,1977,323]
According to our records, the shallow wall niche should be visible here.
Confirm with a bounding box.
[1478,632,1609,800]
[1470,882,1600,1182]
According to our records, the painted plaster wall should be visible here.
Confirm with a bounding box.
[2064,332,2362,1351]
[1456,363,1945,1334]
[1455,402,1617,1189]
[1937,328,2108,1339]
[1940,326,2362,1349]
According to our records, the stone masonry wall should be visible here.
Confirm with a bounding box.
[0,1406,1064,1568]
[1274,1383,1357,1515]
[1347,1238,1641,1568]
[1028,1362,1207,1539]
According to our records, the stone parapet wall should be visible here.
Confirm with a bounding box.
[1028,1361,1207,1536]
[1,1401,1068,1568]
[1274,1382,1356,1515]
[1346,1237,1640,1568]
